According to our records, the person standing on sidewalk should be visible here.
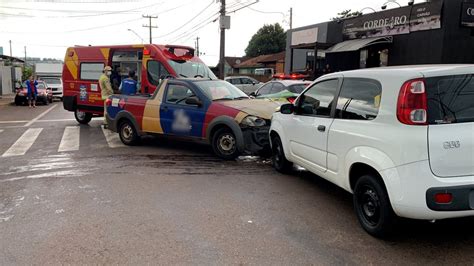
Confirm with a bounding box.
[99,66,113,127]
[26,75,38,108]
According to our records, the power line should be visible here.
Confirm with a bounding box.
[167,13,219,43]
[153,0,215,39]
[247,6,285,16]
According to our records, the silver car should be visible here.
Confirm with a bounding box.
[225,76,262,95]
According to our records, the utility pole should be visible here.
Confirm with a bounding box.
[289,7,293,29]
[9,40,12,57]
[24,46,27,65]
[142,15,158,44]
[195,36,200,57]
[218,0,226,79]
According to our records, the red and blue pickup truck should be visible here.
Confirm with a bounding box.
[105,78,282,159]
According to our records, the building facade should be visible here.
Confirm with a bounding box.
[285,0,474,78]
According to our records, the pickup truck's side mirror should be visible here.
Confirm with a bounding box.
[280,103,294,114]
[249,92,257,97]
[185,96,202,107]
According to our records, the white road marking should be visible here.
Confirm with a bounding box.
[0,129,3,133]
[2,128,43,157]
[24,104,57,127]
[58,126,80,152]
[101,125,126,148]
[0,121,28,124]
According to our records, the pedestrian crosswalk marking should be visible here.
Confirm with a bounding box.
[101,125,126,148]
[58,126,80,152]
[2,128,43,157]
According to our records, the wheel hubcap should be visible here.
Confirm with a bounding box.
[358,186,381,226]
[218,134,236,154]
[76,111,86,121]
[122,125,133,140]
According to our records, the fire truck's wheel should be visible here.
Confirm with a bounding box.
[74,110,92,124]
[212,127,239,160]
[119,119,140,146]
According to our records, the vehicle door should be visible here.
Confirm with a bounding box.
[160,82,207,138]
[426,74,474,177]
[286,78,340,173]
[240,77,256,95]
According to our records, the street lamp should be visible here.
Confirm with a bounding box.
[381,0,402,10]
[360,7,377,14]
[127,29,144,44]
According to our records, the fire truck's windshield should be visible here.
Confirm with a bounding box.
[168,60,217,79]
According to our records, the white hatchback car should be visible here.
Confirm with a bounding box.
[270,65,474,237]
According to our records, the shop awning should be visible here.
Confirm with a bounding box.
[325,37,393,53]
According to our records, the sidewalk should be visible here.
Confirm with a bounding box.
[0,94,15,107]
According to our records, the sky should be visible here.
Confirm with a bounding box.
[0,0,427,66]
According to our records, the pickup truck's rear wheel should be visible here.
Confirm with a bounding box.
[353,175,396,238]
[119,120,140,146]
[271,135,293,173]
[212,127,239,160]
[74,110,92,124]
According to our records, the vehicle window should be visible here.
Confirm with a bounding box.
[335,78,382,120]
[147,61,170,86]
[80,63,104,80]
[168,60,217,79]
[257,83,272,95]
[195,80,247,100]
[298,79,338,117]
[232,78,242,85]
[270,82,285,94]
[426,74,474,124]
[241,78,253,85]
[42,78,61,85]
[165,84,196,105]
[288,84,308,94]
[37,82,46,89]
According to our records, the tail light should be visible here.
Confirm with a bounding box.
[434,193,453,204]
[397,79,428,125]
[105,98,112,107]
[287,97,296,104]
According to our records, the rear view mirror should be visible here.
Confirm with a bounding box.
[185,96,202,107]
[280,103,294,114]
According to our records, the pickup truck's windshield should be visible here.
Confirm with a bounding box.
[196,80,249,101]
[168,60,217,79]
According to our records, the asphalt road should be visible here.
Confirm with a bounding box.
[0,101,473,264]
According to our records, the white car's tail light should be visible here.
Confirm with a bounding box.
[397,79,428,125]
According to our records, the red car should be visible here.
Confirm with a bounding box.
[15,80,53,106]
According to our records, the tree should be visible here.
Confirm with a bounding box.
[22,66,33,81]
[331,9,362,21]
[245,23,286,57]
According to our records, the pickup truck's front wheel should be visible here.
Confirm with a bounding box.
[74,110,92,124]
[119,119,140,146]
[212,127,239,160]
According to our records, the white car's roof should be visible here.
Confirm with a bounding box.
[322,64,474,80]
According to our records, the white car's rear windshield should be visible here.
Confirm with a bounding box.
[426,74,474,124]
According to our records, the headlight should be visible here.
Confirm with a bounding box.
[241,116,266,127]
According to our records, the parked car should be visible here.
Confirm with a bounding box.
[15,80,53,106]
[106,79,281,159]
[41,77,63,100]
[269,65,474,237]
[225,76,262,95]
[251,80,310,103]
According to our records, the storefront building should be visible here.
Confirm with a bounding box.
[285,0,474,78]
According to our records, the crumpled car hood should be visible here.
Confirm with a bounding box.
[218,99,283,120]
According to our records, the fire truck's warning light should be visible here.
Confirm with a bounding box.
[164,45,195,62]
[143,49,150,56]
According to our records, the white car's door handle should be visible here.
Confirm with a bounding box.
[317,125,326,132]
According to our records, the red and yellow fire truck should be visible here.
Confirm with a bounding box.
[62,44,216,124]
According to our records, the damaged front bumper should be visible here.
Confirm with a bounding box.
[241,126,271,155]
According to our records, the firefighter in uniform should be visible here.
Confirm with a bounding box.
[100,66,113,127]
